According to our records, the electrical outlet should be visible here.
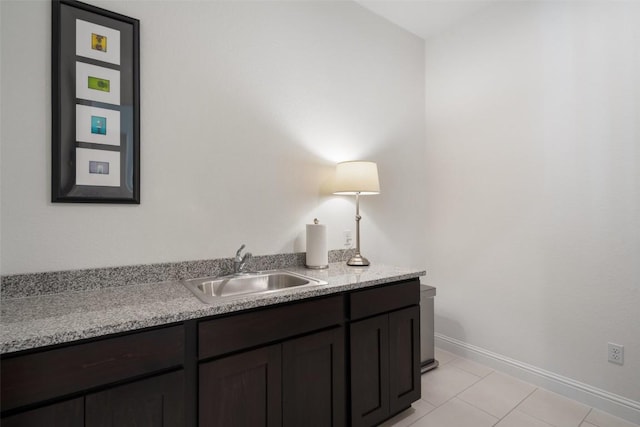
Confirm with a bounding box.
[608,343,624,365]
[343,230,353,248]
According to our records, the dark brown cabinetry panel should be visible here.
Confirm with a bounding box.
[2,370,185,427]
[350,315,390,427]
[199,344,282,427]
[349,281,421,427]
[199,295,343,360]
[85,371,185,427]
[1,398,84,427]
[1,326,184,411]
[85,370,185,427]
[282,327,345,427]
[350,279,419,321]
[389,306,421,415]
[199,327,346,427]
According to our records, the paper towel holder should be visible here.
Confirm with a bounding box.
[333,161,380,267]
[306,218,329,269]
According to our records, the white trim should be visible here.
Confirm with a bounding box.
[435,333,640,425]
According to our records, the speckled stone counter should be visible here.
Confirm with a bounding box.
[1,263,425,354]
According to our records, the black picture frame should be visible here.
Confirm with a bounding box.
[52,0,140,203]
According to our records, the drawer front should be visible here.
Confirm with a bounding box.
[199,295,344,360]
[350,279,420,321]
[1,398,84,427]
[1,325,184,411]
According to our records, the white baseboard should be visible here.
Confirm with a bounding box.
[435,333,640,425]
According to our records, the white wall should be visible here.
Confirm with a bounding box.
[424,0,639,413]
[0,0,427,274]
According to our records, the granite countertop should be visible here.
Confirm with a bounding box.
[1,263,425,354]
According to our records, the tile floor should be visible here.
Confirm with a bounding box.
[381,348,639,427]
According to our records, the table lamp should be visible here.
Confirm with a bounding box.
[333,161,380,266]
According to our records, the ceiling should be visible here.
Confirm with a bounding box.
[355,0,498,40]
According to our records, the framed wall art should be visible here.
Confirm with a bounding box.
[52,0,140,203]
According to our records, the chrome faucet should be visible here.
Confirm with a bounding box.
[233,244,253,275]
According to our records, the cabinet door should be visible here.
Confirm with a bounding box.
[350,315,390,427]
[389,306,421,415]
[199,344,282,427]
[2,398,83,427]
[85,370,185,427]
[282,327,345,427]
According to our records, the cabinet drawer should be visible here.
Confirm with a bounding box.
[199,295,344,360]
[1,398,84,427]
[350,279,419,321]
[1,325,184,411]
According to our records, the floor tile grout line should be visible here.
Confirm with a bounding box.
[402,405,431,427]
[419,363,485,408]
[449,363,485,381]
[402,372,457,427]
[455,382,539,424]
[436,358,456,367]
[454,370,544,425]
[434,350,458,367]
[400,394,438,427]
[436,350,640,427]
[418,353,639,427]
[580,408,595,427]
[515,388,592,427]
[451,359,496,378]
[452,371,511,422]
[423,366,491,419]
[439,364,485,403]
[454,395,502,423]
[492,386,560,427]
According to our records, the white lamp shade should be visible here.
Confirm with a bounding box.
[333,161,380,195]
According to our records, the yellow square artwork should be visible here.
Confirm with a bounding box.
[91,33,107,52]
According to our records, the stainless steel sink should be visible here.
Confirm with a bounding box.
[183,270,328,303]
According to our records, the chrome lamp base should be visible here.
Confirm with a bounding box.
[346,192,372,267]
[347,253,370,267]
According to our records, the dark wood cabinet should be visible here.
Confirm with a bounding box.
[282,327,345,427]
[197,295,345,427]
[199,326,345,427]
[350,314,391,427]
[389,306,421,415]
[2,371,185,427]
[199,344,282,427]
[1,325,185,427]
[349,280,421,427]
[86,370,185,427]
[198,296,343,360]
[2,398,84,427]
[0,326,184,413]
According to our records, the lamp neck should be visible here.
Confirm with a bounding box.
[348,191,370,266]
[354,192,361,256]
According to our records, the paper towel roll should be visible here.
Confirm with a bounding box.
[306,220,328,269]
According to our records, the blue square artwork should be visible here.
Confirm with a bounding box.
[91,116,107,135]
